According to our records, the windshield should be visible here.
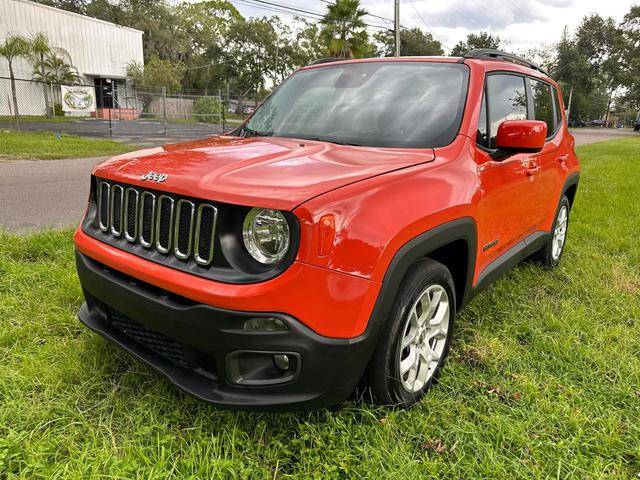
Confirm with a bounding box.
[244,61,469,148]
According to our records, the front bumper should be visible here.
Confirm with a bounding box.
[76,251,379,410]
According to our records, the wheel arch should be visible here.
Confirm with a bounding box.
[365,217,477,341]
[562,172,580,208]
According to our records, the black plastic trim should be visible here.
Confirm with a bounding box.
[364,218,477,343]
[76,251,380,410]
[473,230,549,296]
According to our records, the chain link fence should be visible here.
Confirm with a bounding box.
[0,76,264,139]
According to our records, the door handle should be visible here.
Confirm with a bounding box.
[525,165,540,176]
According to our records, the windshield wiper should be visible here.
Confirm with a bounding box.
[299,136,364,147]
[237,125,274,138]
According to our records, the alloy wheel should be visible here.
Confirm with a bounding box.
[552,205,568,261]
[397,284,450,393]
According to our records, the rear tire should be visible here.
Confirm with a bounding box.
[534,195,571,268]
[366,259,455,408]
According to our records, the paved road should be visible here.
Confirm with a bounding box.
[1,128,637,233]
[569,127,638,146]
[0,157,105,232]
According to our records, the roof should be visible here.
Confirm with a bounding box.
[7,0,143,34]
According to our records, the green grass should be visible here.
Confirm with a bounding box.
[1,138,639,478]
[0,130,134,161]
[0,115,78,123]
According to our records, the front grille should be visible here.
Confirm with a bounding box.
[96,180,218,265]
[106,307,188,368]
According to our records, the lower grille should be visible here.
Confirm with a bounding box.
[106,307,188,368]
[104,306,218,380]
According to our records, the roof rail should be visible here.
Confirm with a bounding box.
[463,49,549,76]
[309,57,343,66]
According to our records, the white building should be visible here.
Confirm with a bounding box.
[0,0,143,116]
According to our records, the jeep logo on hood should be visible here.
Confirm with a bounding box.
[140,171,168,183]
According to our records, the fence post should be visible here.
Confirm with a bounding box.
[162,86,167,135]
[219,89,225,133]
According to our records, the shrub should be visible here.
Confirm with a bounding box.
[193,97,222,124]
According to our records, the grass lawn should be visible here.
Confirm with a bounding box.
[0,130,134,161]
[0,115,78,123]
[1,138,639,478]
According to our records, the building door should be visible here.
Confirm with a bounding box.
[94,78,114,109]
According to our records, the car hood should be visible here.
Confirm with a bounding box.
[93,136,435,210]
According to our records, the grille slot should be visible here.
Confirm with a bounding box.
[110,185,124,237]
[98,181,110,231]
[139,192,156,248]
[124,188,139,242]
[174,200,195,260]
[93,179,219,269]
[106,307,188,368]
[155,195,174,253]
[194,204,218,266]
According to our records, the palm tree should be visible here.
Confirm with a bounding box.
[0,35,31,117]
[320,0,371,59]
[28,33,57,117]
[41,53,80,85]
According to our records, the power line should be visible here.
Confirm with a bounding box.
[234,0,392,30]
[407,0,451,50]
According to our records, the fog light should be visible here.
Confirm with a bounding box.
[273,354,290,370]
[244,317,288,332]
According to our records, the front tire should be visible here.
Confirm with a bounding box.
[366,259,455,408]
[534,195,571,268]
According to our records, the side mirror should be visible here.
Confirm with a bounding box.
[496,120,547,154]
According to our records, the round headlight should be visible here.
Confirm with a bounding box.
[242,208,290,264]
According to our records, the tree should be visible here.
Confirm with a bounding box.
[375,27,443,57]
[126,55,185,92]
[293,19,325,65]
[38,53,80,85]
[450,32,501,56]
[574,14,627,126]
[28,33,77,117]
[0,35,31,117]
[620,6,640,109]
[320,0,372,59]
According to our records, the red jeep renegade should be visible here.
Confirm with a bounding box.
[74,50,580,410]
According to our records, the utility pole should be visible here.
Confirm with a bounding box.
[394,0,400,57]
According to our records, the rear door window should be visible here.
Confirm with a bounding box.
[530,79,555,137]
[486,74,527,149]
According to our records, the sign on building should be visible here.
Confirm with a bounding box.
[61,85,96,113]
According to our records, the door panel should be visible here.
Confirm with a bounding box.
[474,73,539,273]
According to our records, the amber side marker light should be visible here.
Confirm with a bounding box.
[318,214,336,257]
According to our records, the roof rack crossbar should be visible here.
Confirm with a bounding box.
[463,49,549,76]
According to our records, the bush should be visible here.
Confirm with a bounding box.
[193,97,222,124]
[52,103,64,117]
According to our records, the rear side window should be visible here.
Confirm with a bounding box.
[530,79,555,137]
[486,75,527,149]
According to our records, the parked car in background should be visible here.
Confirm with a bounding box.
[634,114,640,132]
[74,51,580,410]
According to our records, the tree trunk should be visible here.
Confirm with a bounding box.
[40,54,51,118]
[8,61,19,118]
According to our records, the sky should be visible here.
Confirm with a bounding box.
[231,0,637,53]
